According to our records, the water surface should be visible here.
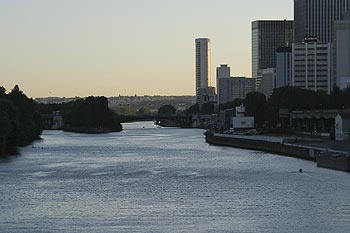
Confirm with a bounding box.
[0,122,349,232]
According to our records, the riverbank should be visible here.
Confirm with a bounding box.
[205,132,350,172]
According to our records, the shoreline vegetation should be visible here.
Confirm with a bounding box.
[0,86,123,156]
[0,86,42,156]
[62,96,122,134]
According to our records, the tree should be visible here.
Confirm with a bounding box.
[0,86,6,97]
[0,85,43,155]
[201,103,215,114]
[219,98,243,110]
[184,104,200,115]
[244,92,267,127]
[63,96,122,132]
[158,105,176,115]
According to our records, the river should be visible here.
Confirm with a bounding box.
[0,121,349,232]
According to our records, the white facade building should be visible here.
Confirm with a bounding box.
[232,105,254,129]
[335,113,350,141]
[292,42,333,94]
[258,68,276,98]
[195,38,211,104]
[335,12,350,90]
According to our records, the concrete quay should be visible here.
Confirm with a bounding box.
[205,132,350,172]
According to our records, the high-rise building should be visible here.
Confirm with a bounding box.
[276,47,293,88]
[217,65,231,105]
[292,42,333,94]
[195,38,211,104]
[294,0,350,43]
[334,12,350,89]
[252,20,294,78]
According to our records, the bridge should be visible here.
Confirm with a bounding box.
[120,114,193,128]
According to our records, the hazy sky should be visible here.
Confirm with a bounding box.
[0,0,293,97]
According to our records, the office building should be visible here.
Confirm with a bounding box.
[334,12,350,89]
[276,47,293,88]
[231,77,256,100]
[195,38,211,104]
[294,0,350,43]
[217,65,231,105]
[252,20,294,78]
[258,68,276,98]
[292,42,333,94]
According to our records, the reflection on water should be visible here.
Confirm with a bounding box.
[0,122,349,233]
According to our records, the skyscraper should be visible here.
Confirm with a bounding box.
[294,0,350,43]
[216,64,231,105]
[276,47,293,88]
[334,12,350,89]
[252,20,294,78]
[292,42,333,94]
[195,38,214,105]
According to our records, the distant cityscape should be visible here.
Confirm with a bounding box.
[36,95,196,115]
[196,0,350,105]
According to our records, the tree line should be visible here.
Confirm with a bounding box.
[62,96,122,133]
[0,86,42,156]
[0,86,123,155]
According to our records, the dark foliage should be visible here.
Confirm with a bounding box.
[0,85,43,155]
[219,98,243,110]
[184,104,200,115]
[244,92,267,127]
[201,103,215,114]
[63,96,122,132]
[158,105,176,115]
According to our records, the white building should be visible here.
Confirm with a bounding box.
[232,105,254,129]
[258,68,276,98]
[217,64,231,105]
[292,41,333,94]
[195,38,211,104]
[335,113,350,141]
[334,12,350,90]
[276,47,293,88]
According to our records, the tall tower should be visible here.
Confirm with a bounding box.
[294,0,350,43]
[251,20,294,78]
[195,38,211,104]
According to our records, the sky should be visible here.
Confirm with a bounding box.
[0,0,293,97]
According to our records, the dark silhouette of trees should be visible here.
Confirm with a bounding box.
[63,96,122,132]
[184,104,200,114]
[244,92,267,127]
[219,98,243,110]
[201,103,215,114]
[0,85,43,155]
[158,105,176,115]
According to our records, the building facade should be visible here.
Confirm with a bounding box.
[252,20,294,78]
[294,0,350,43]
[217,64,232,105]
[195,38,211,104]
[231,77,256,100]
[276,47,293,88]
[258,68,276,98]
[334,12,350,89]
[292,42,333,94]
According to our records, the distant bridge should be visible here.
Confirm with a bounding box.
[120,114,193,128]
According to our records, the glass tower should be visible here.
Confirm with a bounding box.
[294,0,350,43]
[251,20,294,78]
